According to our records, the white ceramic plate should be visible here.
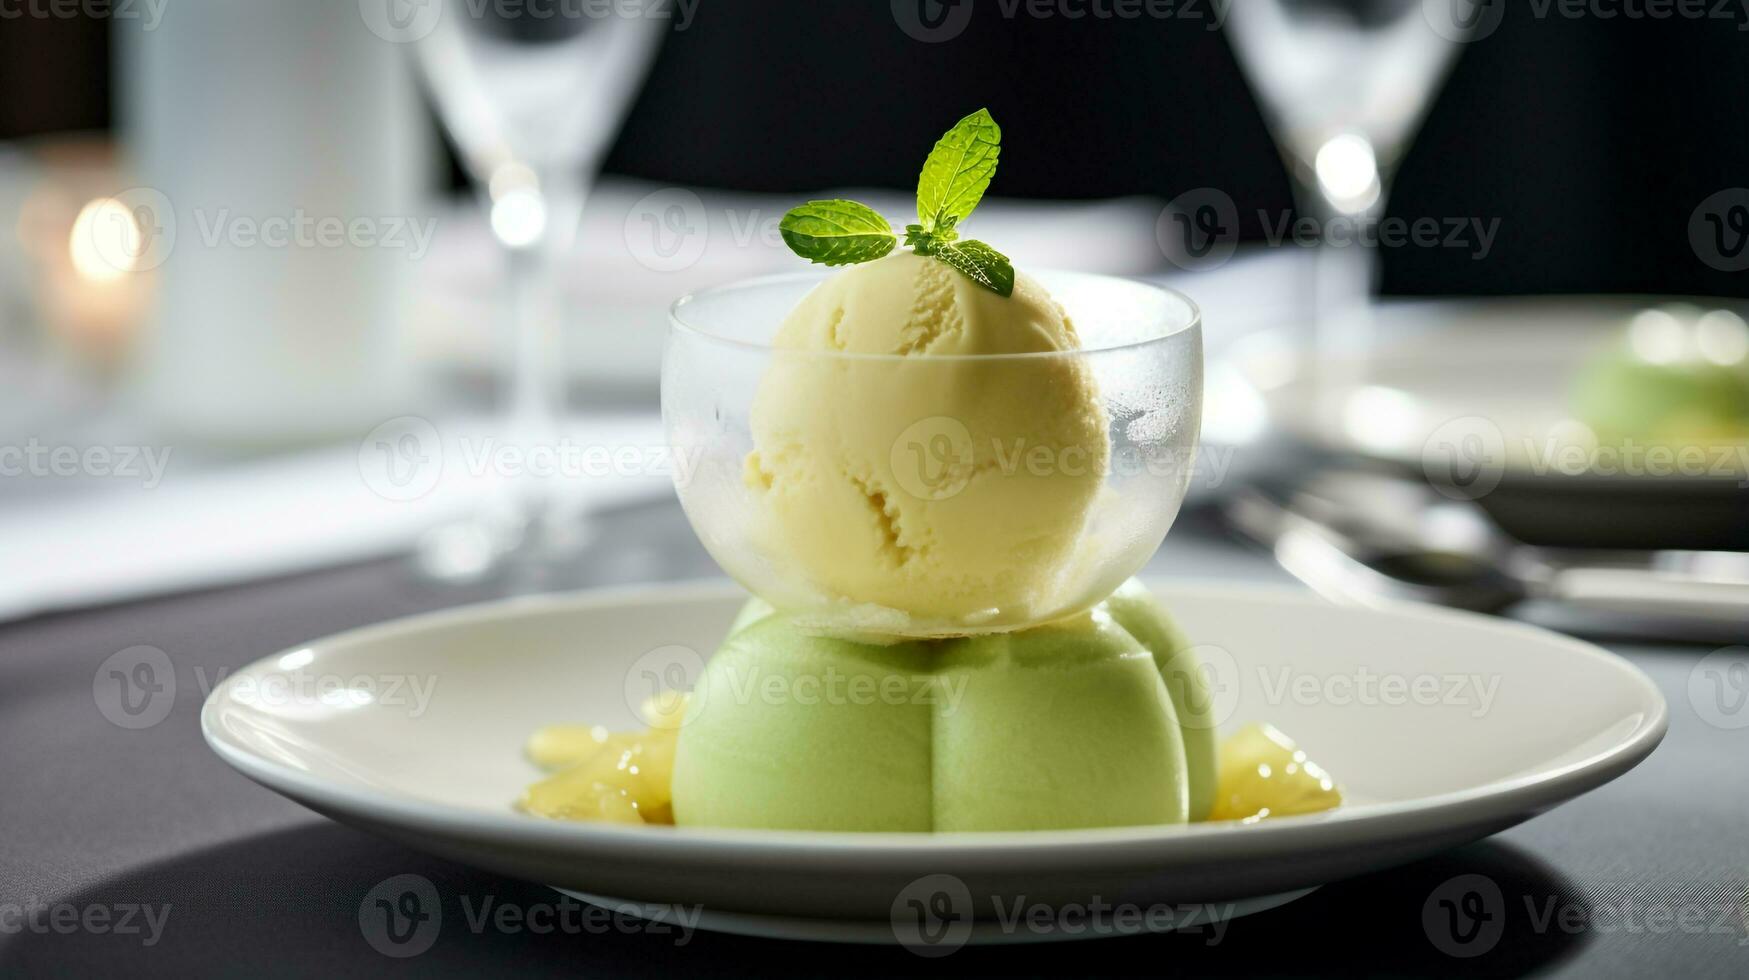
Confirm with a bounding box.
[1233,295,1749,487]
[202,581,1665,944]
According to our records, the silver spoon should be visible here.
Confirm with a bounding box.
[1228,470,1749,634]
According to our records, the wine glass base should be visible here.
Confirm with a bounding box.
[413,510,594,589]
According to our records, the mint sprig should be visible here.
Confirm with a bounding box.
[778,108,1015,297]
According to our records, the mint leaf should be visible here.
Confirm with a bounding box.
[916,109,1001,233]
[780,200,897,266]
[931,240,1014,297]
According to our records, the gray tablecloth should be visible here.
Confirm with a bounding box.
[1,502,1744,977]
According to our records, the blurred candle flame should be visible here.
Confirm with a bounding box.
[69,197,146,282]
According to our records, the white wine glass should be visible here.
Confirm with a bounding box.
[1224,0,1482,421]
[408,0,666,583]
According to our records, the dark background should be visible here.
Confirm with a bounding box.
[5,0,1747,298]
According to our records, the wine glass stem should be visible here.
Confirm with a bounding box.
[1295,180,1387,421]
[1294,186,1381,315]
[501,185,583,544]
[507,244,557,500]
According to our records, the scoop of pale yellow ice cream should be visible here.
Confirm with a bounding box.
[743,251,1109,631]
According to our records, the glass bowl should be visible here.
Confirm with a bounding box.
[662,270,1202,638]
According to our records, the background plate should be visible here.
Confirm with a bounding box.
[1233,296,1749,548]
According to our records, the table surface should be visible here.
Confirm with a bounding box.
[1,501,1744,978]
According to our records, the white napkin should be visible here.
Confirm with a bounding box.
[0,414,671,622]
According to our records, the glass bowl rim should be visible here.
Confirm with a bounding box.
[668,269,1202,363]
